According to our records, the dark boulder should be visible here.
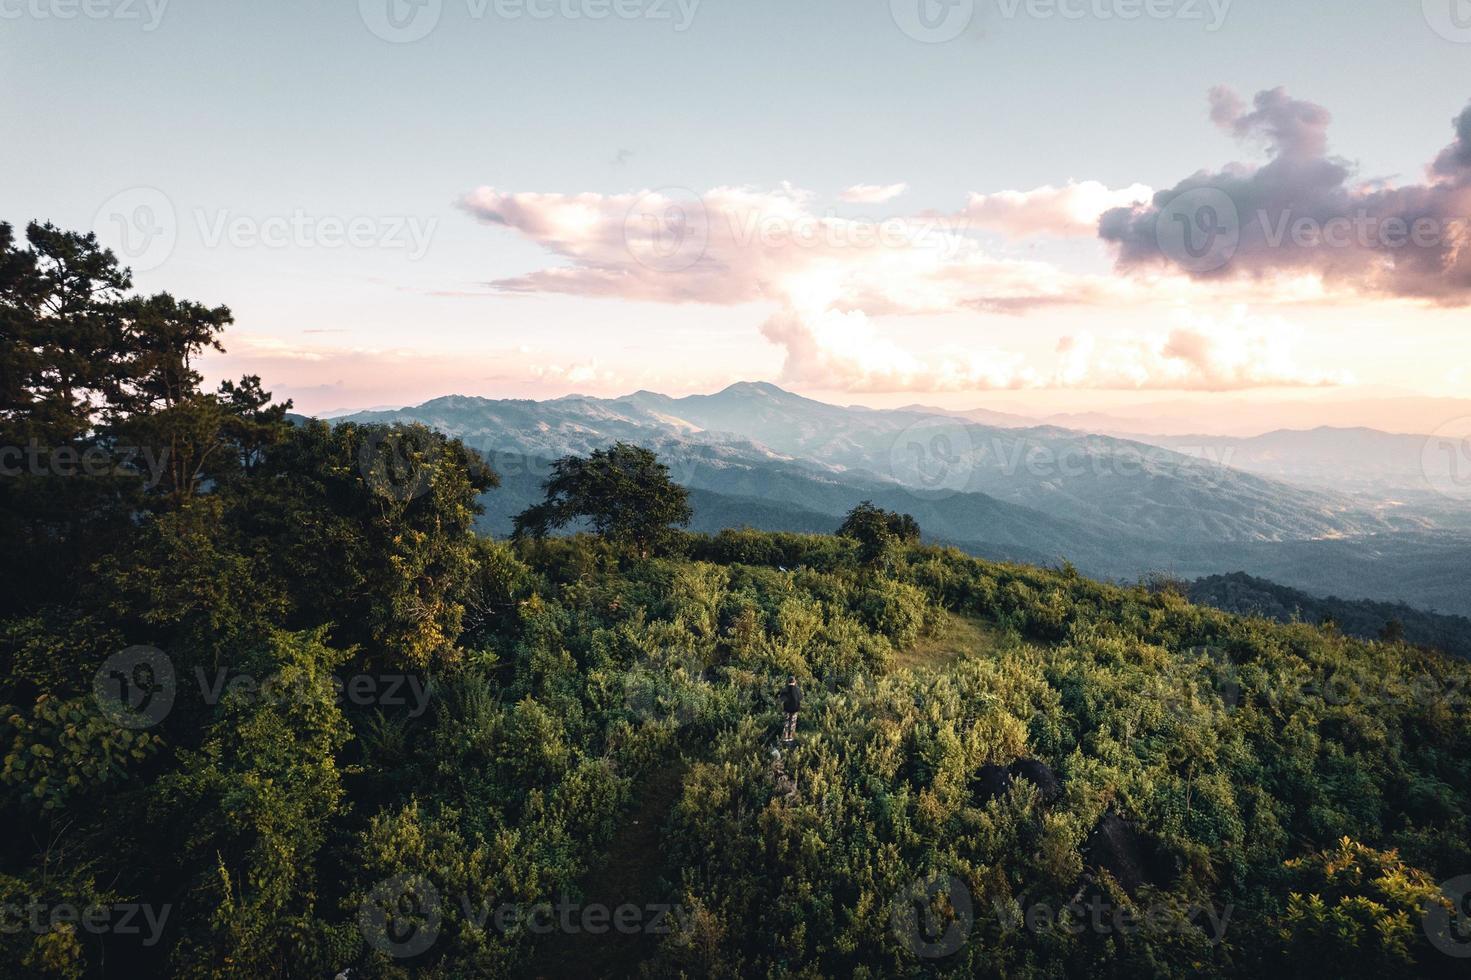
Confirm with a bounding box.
[973,764,1011,803]
[1007,758,1062,803]
[973,758,1062,805]
[1084,812,1175,896]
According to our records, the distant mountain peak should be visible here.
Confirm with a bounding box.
[715,380,789,397]
[416,394,495,410]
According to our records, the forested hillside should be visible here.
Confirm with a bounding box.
[3,222,1470,977]
[1190,572,1471,660]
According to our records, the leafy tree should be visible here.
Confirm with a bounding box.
[513,442,691,556]
[0,221,267,611]
[0,222,135,614]
[240,420,499,667]
[0,221,130,448]
[837,499,920,566]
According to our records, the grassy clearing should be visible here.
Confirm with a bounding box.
[892,609,1001,671]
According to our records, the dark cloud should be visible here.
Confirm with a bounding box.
[1209,86,1332,161]
[1433,106,1471,177]
[1100,89,1471,303]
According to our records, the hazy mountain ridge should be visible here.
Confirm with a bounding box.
[334,383,1471,616]
[339,382,1409,544]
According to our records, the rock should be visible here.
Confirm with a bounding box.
[973,758,1062,805]
[1007,758,1062,803]
[973,764,1012,802]
[1084,812,1175,896]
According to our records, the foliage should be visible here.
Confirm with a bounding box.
[1267,838,1449,979]
[838,500,922,567]
[3,221,1470,978]
[513,442,692,556]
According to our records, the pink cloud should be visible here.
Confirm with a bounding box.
[962,181,1153,239]
[838,182,910,204]
[457,182,1353,393]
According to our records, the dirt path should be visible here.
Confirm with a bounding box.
[516,758,689,979]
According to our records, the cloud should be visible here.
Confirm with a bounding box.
[461,184,1156,391]
[1053,307,1353,391]
[529,359,613,386]
[759,306,1038,392]
[963,181,1153,238]
[459,180,1354,393]
[1100,88,1471,302]
[838,182,910,204]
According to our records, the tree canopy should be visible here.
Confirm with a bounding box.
[838,499,922,565]
[512,441,691,555]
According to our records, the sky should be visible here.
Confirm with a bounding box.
[3,0,1470,428]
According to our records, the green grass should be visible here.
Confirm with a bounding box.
[892,609,1001,671]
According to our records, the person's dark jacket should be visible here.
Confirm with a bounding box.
[780,682,801,714]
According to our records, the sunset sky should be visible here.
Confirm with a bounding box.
[4,1,1470,426]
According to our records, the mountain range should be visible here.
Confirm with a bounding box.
[334,382,1471,616]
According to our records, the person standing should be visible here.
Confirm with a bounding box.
[779,674,801,743]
